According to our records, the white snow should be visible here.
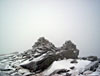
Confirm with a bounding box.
[85,61,99,71]
[76,59,91,68]
[43,59,91,75]
[83,70,93,75]
[20,59,30,65]
[34,52,40,56]
[18,69,30,74]
[32,53,46,62]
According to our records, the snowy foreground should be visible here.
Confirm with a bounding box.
[0,53,100,76]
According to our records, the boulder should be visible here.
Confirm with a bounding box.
[87,56,98,62]
[70,66,75,70]
[36,54,57,72]
[20,54,57,73]
[70,59,78,63]
[56,49,79,59]
[20,62,37,72]
[59,40,79,59]
[61,40,76,50]
[0,68,12,71]
[49,69,71,76]
[81,57,87,60]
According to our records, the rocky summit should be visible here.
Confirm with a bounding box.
[0,37,100,76]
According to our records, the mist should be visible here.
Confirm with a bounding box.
[0,0,100,57]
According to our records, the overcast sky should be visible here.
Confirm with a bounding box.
[0,0,100,57]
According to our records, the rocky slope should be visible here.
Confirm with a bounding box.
[0,37,100,76]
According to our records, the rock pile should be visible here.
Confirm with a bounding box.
[20,37,79,73]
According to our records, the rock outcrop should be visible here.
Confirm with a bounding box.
[32,37,57,52]
[19,37,79,73]
[22,37,57,59]
[60,40,79,59]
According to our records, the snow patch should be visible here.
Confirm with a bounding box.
[43,59,91,75]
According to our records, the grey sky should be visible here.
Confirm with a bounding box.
[0,0,100,57]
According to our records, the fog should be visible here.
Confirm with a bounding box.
[0,0,100,57]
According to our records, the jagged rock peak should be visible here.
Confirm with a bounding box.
[32,37,56,49]
[58,40,79,59]
[61,40,76,50]
[37,37,49,44]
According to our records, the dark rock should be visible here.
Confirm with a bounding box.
[20,62,37,72]
[21,37,58,62]
[56,69,67,74]
[22,37,57,60]
[56,49,79,59]
[81,57,87,60]
[90,66,96,72]
[70,66,75,70]
[98,58,100,63]
[87,56,98,61]
[70,59,78,63]
[36,54,57,72]
[49,69,69,76]
[66,73,71,76]
[0,68,12,71]
[66,70,70,72]
[58,40,79,59]
[32,37,57,53]
[61,40,76,50]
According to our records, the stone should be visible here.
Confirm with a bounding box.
[0,68,12,71]
[35,54,57,72]
[49,69,70,76]
[81,57,87,60]
[66,73,71,76]
[70,59,78,63]
[87,56,98,62]
[20,62,37,72]
[70,66,75,70]
[61,40,76,50]
[59,40,79,59]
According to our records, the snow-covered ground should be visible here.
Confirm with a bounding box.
[43,59,91,75]
[0,52,100,76]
